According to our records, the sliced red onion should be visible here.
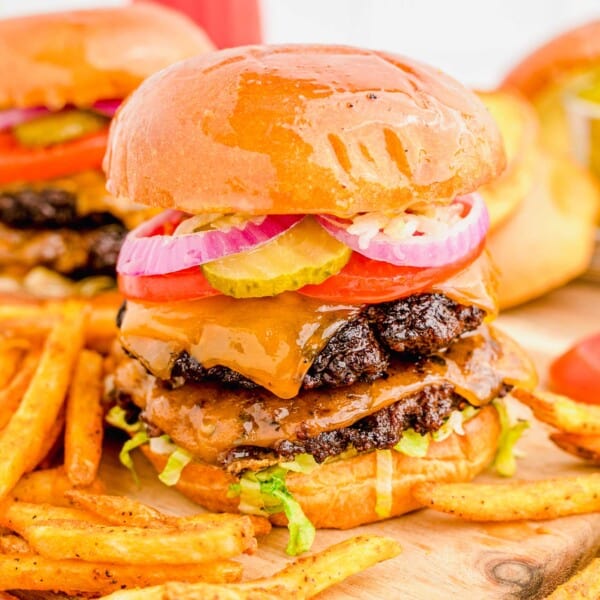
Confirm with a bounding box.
[0,99,121,131]
[0,107,50,130]
[117,210,303,276]
[316,193,489,268]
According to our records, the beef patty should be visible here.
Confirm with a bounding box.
[133,294,485,391]
[0,188,127,278]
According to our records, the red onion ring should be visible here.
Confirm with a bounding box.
[117,210,304,276]
[316,193,489,268]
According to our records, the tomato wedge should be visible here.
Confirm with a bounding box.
[0,129,108,184]
[299,242,485,303]
[550,334,600,405]
[119,268,222,302]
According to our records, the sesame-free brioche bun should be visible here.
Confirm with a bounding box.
[105,45,506,215]
[141,404,500,529]
[502,21,600,156]
[0,3,215,111]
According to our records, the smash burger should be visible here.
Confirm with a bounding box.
[105,46,537,554]
[0,4,213,299]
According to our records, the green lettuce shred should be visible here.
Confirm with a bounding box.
[119,431,149,485]
[106,405,142,434]
[229,461,316,556]
[493,400,530,477]
[394,429,430,457]
[158,447,193,486]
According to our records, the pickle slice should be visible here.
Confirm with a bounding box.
[13,110,108,147]
[202,217,351,298]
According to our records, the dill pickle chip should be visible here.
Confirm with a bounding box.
[13,110,108,147]
[202,217,351,298]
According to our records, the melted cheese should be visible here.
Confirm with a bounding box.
[120,293,360,399]
[114,325,537,465]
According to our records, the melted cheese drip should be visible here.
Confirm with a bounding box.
[120,252,499,400]
[120,293,360,399]
[114,325,537,465]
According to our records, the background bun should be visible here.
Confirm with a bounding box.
[105,45,506,215]
[142,405,500,529]
[502,21,600,156]
[0,4,214,110]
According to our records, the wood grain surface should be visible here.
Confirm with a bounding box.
[99,281,600,600]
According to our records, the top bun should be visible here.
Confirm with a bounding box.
[0,4,214,110]
[503,21,600,98]
[105,45,506,215]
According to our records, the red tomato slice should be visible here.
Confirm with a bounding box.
[119,268,221,302]
[0,129,108,184]
[299,242,485,303]
[550,334,600,404]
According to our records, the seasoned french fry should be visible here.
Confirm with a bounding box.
[0,533,30,554]
[65,349,105,486]
[546,558,600,599]
[65,490,170,528]
[412,474,600,521]
[512,389,600,434]
[0,349,39,430]
[23,517,256,564]
[0,554,242,594]
[100,535,402,600]
[0,500,106,534]
[179,513,272,537]
[551,432,600,464]
[11,466,104,506]
[0,303,86,499]
[0,341,23,389]
[25,405,65,472]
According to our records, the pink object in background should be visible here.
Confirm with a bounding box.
[143,0,262,48]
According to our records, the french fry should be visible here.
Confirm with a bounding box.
[512,389,600,434]
[546,558,600,599]
[100,535,402,600]
[0,554,242,594]
[11,466,104,506]
[22,517,257,564]
[0,533,30,554]
[0,303,86,499]
[0,592,20,600]
[551,432,600,465]
[0,340,24,389]
[65,491,272,536]
[0,501,106,534]
[25,405,65,472]
[65,490,170,528]
[65,349,105,486]
[412,474,600,521]
[0,349,39,430]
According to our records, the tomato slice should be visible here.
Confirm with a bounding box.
[298,242,485,303]
[550,334,600,404]
[0,129,108,184]
[119,268,222,302]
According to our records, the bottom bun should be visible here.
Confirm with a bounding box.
[488,150,599,309]
[142,403,500,529]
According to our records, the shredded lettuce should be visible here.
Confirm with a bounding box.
[229,461,316,556]
[119,431,149,485]
[106,405,142,435]
[159,447,193,486]
[394,429,430,457]
[493,400,530,477]
[375,449,393,518]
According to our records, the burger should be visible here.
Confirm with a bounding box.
[0,4,213,300]
[104,45,537,554]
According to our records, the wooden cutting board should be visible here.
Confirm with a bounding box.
[100,281,600,600]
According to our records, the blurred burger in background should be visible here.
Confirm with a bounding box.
[477,89,599,308]
[0,3,214,300]
[499,21,600,290]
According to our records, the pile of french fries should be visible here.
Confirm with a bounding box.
[0,303,401,597]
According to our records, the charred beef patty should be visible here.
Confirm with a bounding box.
[121,294,485,391]
[0,187,127,278]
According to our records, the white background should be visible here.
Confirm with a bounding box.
[0,0,599,88]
